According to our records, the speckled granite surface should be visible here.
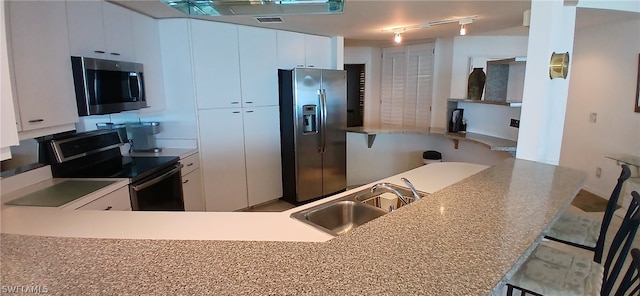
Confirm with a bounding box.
[1,159,586,295]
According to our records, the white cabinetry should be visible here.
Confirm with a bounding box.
[132,13,165,113]
[0,1,18,160]
[76,186,131,211]
[191,20,242,109]
[198,109,248,211]
[66,0,135,61]
[180,152,205,211]
[243,106,283,206]
[238,26,278,107]
[198,106,282,211]
[7,0,78,136]
[277,31,331,69]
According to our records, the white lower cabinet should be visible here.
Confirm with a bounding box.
[180,152,205,211]
[76,186,131,211]
[199,108,248,211]
[198,106,282,211]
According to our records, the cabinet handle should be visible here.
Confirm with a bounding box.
[28,119,44,123]
[296,64,304,67]
[187,163,194,167]
[246,110,254,113]
[110,52,121,56]
[94,50,105,54]
[104,206,113,211]
[232,111,241,114]
[183,179,190,184]
[245,101,254,104]
[308,65,315,68]
[231,101,240,104]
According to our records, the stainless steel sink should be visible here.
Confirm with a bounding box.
[291,183,427,236]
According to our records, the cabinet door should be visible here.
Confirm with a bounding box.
[8,1,79,131]
[76,186,131,211]
[66,0,106,59]
[182,169,205,211]
[305,35,331,69]
[132,12,165,114]
[238,26,278,107]
[276,31,306,69]
[243,106,283,206]
[102,1,135,61]
[191,20,242,109]
[198,108,248,211]
[0,1,18,159]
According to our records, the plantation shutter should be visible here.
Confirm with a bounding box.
[381,43,435,128]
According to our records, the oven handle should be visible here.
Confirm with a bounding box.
[131,164,183,192]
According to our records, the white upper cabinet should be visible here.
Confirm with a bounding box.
[191,20,242,109]
[276,31,306,69]
[304,34,331,69]
[66,0,135,61]
[132,12,165,114]
[277,31,331,69]
[238,26,278,107]
[7,0,78,133]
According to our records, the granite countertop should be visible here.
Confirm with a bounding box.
[1,159,586,295]
[345,126,517,152]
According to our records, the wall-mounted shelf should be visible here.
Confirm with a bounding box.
[345,126,517,152]
[448,98,522,108]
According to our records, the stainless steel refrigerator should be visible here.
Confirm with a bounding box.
[278,68,347,204]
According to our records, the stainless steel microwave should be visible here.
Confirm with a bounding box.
[71,56,147,116]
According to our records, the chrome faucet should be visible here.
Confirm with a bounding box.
[401,177,421,201]
[370,183,411,205]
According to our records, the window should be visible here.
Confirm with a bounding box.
[380,43,434,128]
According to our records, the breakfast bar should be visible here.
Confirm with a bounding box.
[1,159,586,295]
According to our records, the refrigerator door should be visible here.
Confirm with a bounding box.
[320,69,347,196]
[293,68,323,202]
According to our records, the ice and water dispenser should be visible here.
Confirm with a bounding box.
[302,105,317,134]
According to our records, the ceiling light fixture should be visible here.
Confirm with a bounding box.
[382,15,477,43]
[394,33,402,43]
[458,18,473,36]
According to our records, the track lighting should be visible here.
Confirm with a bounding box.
[382,15,477,42]
[394,33,402,43]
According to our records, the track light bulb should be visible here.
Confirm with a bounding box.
[394,33,402,43]
[460,24,466,36]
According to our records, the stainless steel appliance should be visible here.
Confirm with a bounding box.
[71,56,147,116]
[41,130,184,211]
[128,122,162,152]
[278,68,347,204]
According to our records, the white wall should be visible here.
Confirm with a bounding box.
[344,46,382,125]
[347,132,512,186]
[560,13,640,198]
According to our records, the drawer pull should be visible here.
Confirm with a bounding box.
[28,119,45,123]
[110,52,121,56]
[245,101,254,104]
[104,206,113,211]
[183,180,190,184]
[187,163,194,167]
[94,50,106,54]
[231,101,240,104]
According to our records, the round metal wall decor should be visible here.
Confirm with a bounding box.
[549,52,569,79]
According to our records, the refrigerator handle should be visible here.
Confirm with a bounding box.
[320,89,328,154]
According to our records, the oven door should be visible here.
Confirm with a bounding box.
[129,163,184,211]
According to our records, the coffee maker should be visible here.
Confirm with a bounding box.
[128,122,162,152]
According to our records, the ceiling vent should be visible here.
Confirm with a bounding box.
[255,16,284,23]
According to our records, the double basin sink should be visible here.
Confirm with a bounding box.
[291,184,427,236]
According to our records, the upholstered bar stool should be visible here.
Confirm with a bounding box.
[545,165,631,263]
[506,191,640,296]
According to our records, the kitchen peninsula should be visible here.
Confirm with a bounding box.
[1,159,586,295]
